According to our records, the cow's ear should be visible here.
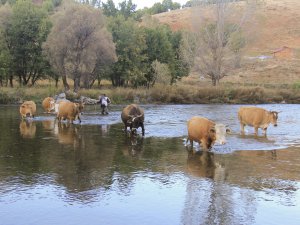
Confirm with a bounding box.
[210,128,216,134]
[226,128,231,134]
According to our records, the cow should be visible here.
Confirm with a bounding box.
[42,97,55,113]
[57,101,84,124]
[187,116,230,150]
[121,104,145,136]
[238,106,279,136]
[19,101,36,119]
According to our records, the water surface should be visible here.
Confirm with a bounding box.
[0,104,300,225]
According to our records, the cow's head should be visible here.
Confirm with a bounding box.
[269,111,279,127]
[21,104,33,118]
[49,99,55,111]
[75,102,85,114]
[213,123,231,145]
[128,114,143,133]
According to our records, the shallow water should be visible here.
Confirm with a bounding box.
[0,104,300,225]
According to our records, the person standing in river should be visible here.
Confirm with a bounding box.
[98,93,111,115]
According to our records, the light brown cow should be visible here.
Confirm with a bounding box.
[57,101,84,124]
[187,116,230,150]
[19,101,36,119]
[42,97,55,113]
[238,106,279,136]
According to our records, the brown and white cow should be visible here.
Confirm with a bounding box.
[187,116,230,150]
[19,101,36,119]
[121,104,145,136]
[238,106,279,136]
[42,97,55,113]
[57,101,84,124]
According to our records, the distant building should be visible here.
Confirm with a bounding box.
[272,46,294,59]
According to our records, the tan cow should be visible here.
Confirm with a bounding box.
[19,101,36,119]
[57,101,84,124]
[238,106,278,136]
[187,116,230,150]
[42,97,55,113]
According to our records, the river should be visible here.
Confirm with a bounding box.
[0,104,300,225]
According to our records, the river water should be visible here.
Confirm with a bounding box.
[0,104,300,225]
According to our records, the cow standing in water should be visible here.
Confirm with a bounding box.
[42,97,55,113]
[121,104,145,136]
[238,106,279,136]
[57,101,84,124]
[187,116,230,150]
[19,101,36,119]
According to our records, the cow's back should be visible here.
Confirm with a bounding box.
[238,107,267,126]
[187,116,214,142]
[20,101,37,117]
[58,101,75,118]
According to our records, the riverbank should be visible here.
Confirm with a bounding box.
[1,84,300,105]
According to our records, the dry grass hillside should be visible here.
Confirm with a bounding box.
[153,0,300,87]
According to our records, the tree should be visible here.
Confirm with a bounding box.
[43,2,116,92]
[0,3,13,87]
[107,15,147,87]
[186,0,258,86]
[5,0,51,86]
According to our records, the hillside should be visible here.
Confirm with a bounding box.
[153,0,300,86]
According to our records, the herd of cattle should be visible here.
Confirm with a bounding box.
[19,97,280,151]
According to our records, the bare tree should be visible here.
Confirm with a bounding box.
[184,0,259,86]
[43,1,116,92]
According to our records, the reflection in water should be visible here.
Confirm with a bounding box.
[186,150,227,182]
[1,105,300,225]
[122,135,144,157]
[55,123,84,148]
[19,120,36,138]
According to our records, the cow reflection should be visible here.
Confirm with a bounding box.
[187,150,226,181]
[122,135,144,157]
[55,123,82,147]
[19,120,36,139]
[42,119,55,131]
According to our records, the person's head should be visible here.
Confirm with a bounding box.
[103,94,106,97]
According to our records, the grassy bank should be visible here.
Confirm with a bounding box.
[1,83,300,105]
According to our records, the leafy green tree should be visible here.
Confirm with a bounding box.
[107,15,147,87]
[3,0,51,86]
[0,3,13,86]
[102,0,118,17]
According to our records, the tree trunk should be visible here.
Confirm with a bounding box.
[73,76,80,93]
[62,74,70,91]
[9,75,13,87]
[55,77,59,88]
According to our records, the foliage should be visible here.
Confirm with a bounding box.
[43,1,116,92]
[107,15,147,87]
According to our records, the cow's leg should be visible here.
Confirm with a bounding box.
[254,127,259,136]
[141,123,145,136]
[240,123,245,134]
[263,127,267,136]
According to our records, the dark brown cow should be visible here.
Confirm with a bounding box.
[121,104,145,136]
[238,106,279,136]
[19,101,36,119]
